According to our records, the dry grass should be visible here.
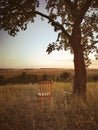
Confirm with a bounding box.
[0,68,98,78]
[0,82,98,130]
[0,68,73,78]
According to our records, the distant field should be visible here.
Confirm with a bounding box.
[0,68,98,78]
[0,82,98,130]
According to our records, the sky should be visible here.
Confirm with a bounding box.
[0,18,74,69]
[0,1,98,69]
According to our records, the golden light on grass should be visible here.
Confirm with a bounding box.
[0,82,98,129]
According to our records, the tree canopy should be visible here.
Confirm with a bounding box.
[0,0,98,66]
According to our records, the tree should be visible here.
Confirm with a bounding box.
[60,72,70,81]
[0,0,98,97]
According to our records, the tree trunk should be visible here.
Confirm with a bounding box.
[71,25,87,97]
[73,47,87,96]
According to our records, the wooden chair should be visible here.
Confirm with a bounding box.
[37,81,53,111]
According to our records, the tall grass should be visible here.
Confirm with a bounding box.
[0,82,98,130]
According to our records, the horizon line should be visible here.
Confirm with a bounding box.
[0,67,97,70]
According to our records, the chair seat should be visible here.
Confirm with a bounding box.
[37,92,51,97]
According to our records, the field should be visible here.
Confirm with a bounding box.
[0,69,98,130]
[0,82,98,130]
[0,68,98,78]
[0,68,73,78]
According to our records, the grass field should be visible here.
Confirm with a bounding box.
[0,68,73,78]
[0,82,98,130]
[1,68,98,78]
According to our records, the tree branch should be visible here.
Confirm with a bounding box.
[74,0,78,8]
[64,0,75,15]
[64,0,78,20]
[64,0,74,9]
[35,11,71,40]
[75,0,93,26]
[83,40,98,50]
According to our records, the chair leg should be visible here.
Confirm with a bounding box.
[38,96,44,112]
[49,96,54,111]
[41,97,44,111]
[37,96,54,112]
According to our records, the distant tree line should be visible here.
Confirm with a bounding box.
[0,71,98,85]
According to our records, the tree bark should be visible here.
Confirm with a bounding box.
[73,46,87,96]
[71,25,87,97]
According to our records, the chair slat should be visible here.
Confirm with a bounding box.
[37,81,53,111]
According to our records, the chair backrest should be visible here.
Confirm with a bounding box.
[38,81,52,96]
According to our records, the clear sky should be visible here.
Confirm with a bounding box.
[0,18,73,69]
[0,1,98,69]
